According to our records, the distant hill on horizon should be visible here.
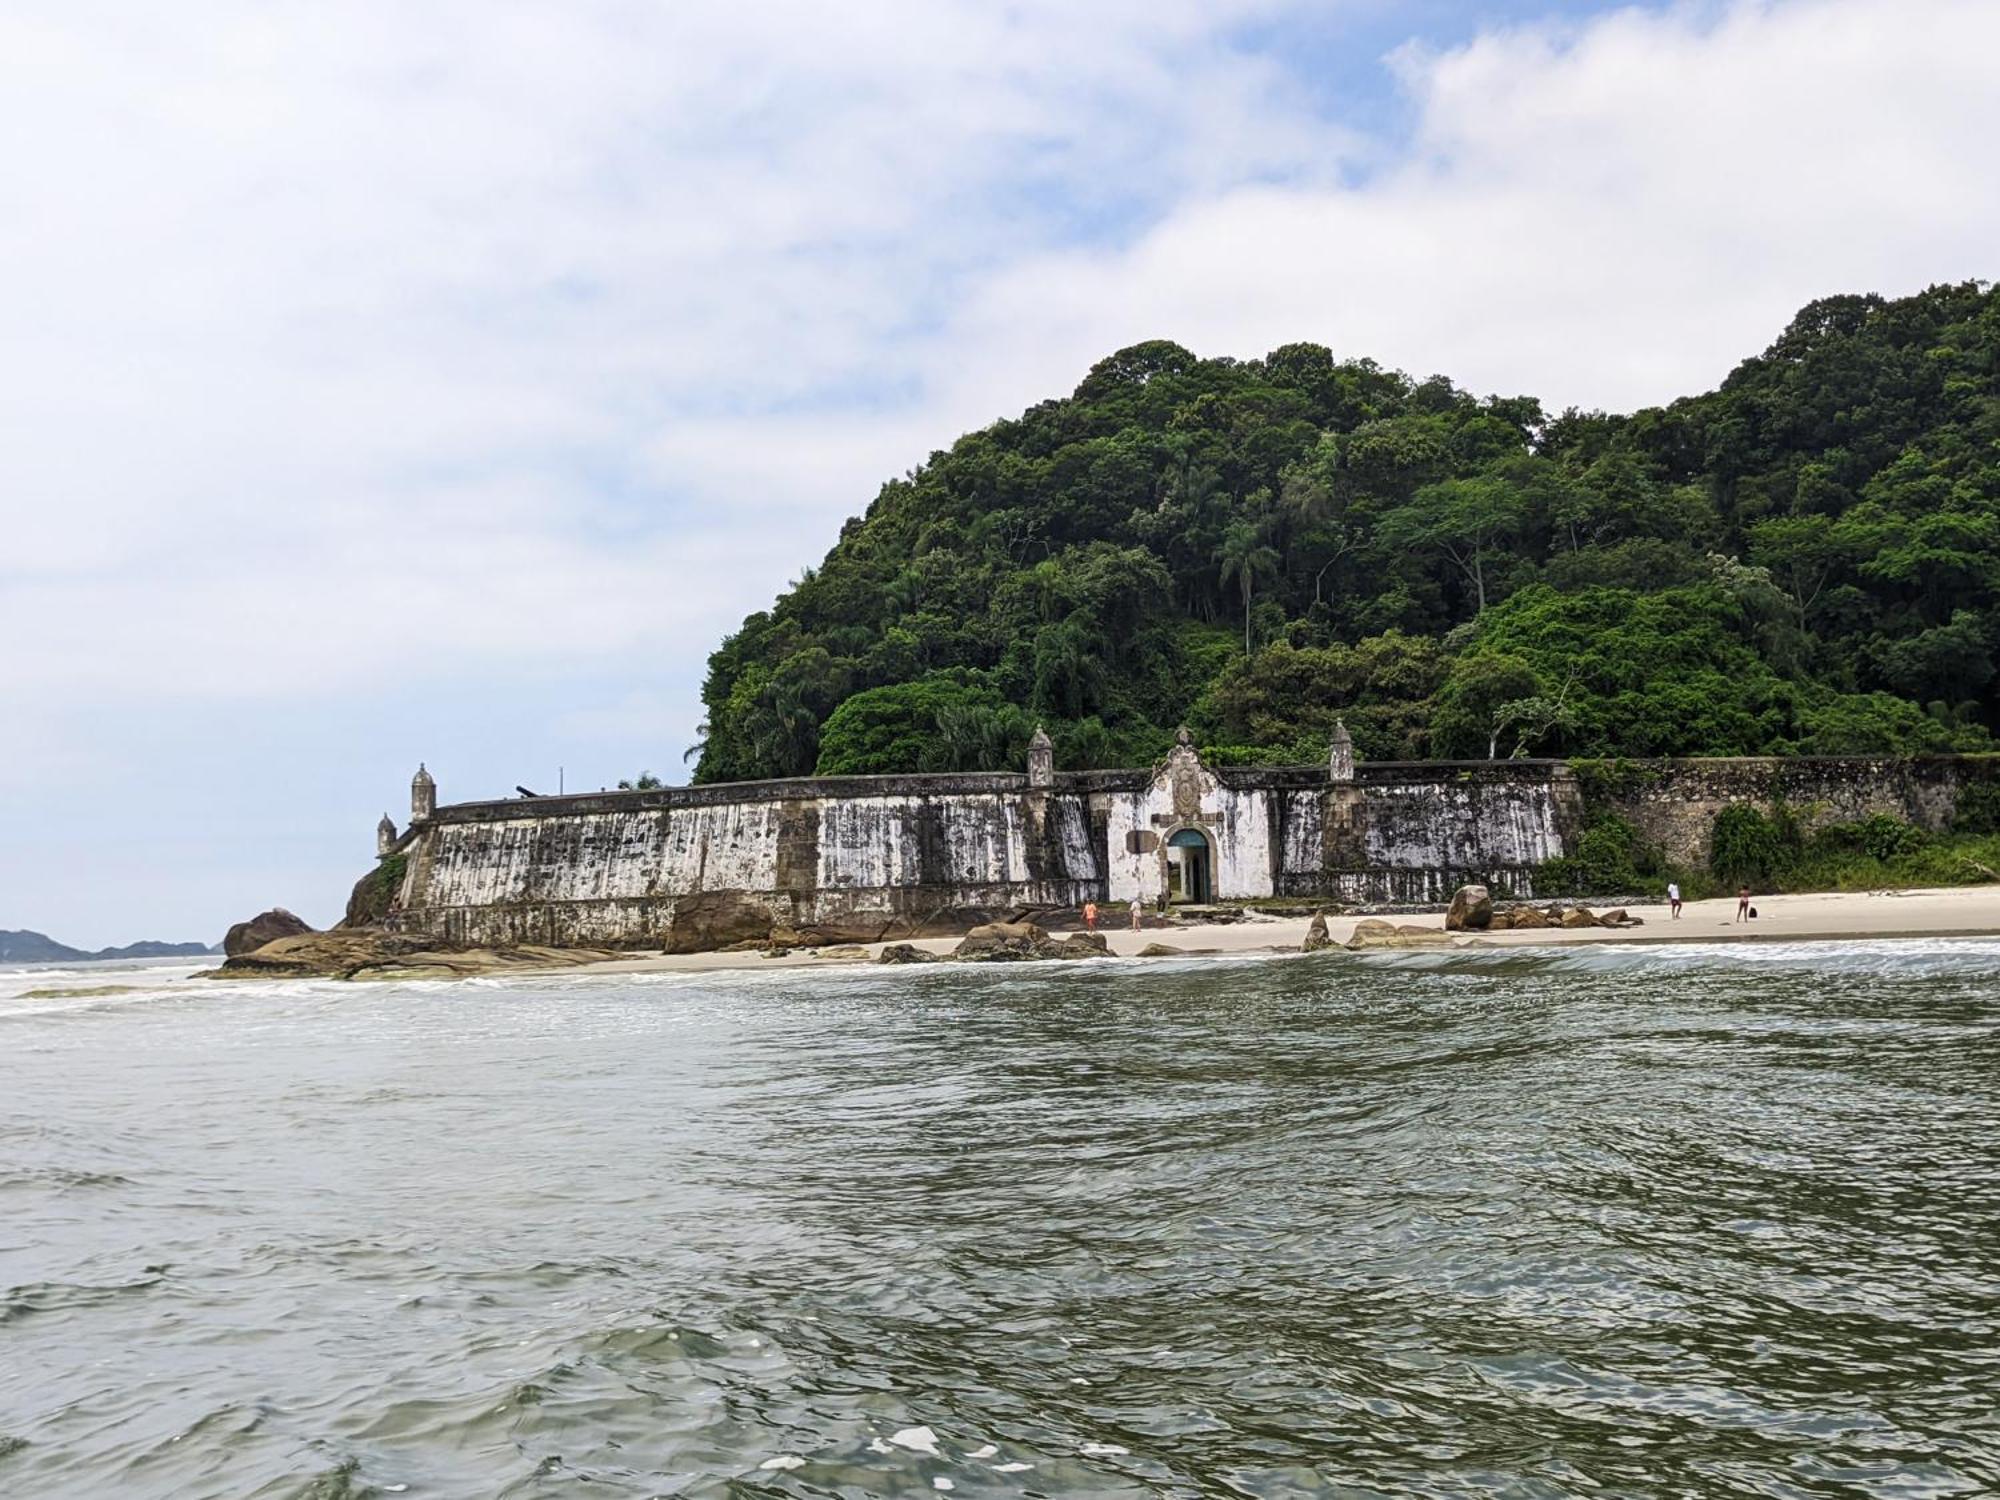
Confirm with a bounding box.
[0,930,220,965]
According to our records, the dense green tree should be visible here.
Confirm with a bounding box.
[1202,633,1445,760]
[1375,475,1529,614]
[815,672,1032,775]
[692,283,2000,780]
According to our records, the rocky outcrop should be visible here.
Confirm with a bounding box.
[1502,906,1551,929]
[1302,912,1335,952]
[1445,884,1493,931]
[665,892,775,954]
[953,921,1109,962]
[201,930,615,981]
[797,906,1022,945]
[1137,942,1185,957]
[877,923,1111,964]
[341,856,407,929]
[223,908,314,957]
[1345,919,1452,950]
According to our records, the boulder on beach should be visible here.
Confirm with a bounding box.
[952,923,1113,962]
[965,920,1046,943]
[954,921,1045,960]
[1445,885,1493,932]
[877,943,940,965]
[1137,942,1185,957]
[1503,906,1551,929]
[1599,909,1643,928]
[1560,907,1599,929]
[1345,919,1452,951]
[223,908,314,957]
[1302,912,1335,952]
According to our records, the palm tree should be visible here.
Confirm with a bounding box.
[1215,521,1281,654]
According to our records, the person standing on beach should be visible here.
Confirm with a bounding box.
[1130,897,1143,932]
[1668,881,1682,919]
[1083,900,1098,933]
[1737,885,1752,922]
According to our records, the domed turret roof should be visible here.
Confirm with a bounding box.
[412,763,434,786]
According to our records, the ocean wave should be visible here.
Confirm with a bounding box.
[1348,934,2000,980]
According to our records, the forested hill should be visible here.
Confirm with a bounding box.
[693,283,2000,783]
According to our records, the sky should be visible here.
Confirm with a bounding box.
[4,0,1998,947]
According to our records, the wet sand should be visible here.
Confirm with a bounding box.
[579,885,2000,975]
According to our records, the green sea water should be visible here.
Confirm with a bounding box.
[2,943,1996,1498]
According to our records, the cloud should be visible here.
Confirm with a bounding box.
[936,0,2000,424]
[0,0,1320,707]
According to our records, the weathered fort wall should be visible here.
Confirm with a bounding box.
[1589,755,2000,866]
[377,751,1999,951]
[392,774,1103,950]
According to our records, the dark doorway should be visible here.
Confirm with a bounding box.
[1167,828,1213,904]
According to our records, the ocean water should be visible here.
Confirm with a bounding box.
[2,944,1997,1499]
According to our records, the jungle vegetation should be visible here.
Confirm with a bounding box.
[692,283,2000,782]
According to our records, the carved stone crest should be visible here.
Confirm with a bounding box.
[1167,725,1205,818]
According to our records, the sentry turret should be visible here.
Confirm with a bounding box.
[1027,725,1055,789]
[411,763,436,823]
[1329,720,1356,783]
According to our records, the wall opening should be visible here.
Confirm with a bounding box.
[1167,827,1214,904]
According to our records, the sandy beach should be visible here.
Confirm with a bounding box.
[576,885,2000,976]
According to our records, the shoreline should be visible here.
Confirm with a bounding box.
[9,887,1996,998]
[577,885,2000,976]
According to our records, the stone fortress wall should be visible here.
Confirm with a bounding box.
[374,735,2000,951]
[1590,755,1994,866]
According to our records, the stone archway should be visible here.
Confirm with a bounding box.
[1164,825,1214,905]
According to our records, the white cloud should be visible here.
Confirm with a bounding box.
[0,0,1319,710]
[937,0,2000,426]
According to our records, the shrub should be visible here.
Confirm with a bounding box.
[1536,813,1662,896]
[1570,756,1661,809]
[1810,815,1928,862]
[1954,780,2000,835]
[1709,804,1799,886]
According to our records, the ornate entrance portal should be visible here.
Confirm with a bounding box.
[1166,827,1214,904]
